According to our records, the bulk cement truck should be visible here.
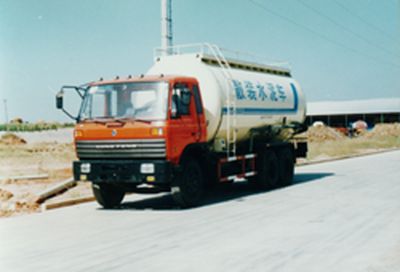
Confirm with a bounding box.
[56,44,307,208]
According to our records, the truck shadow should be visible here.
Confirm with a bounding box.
[293,172,335,184]
[116,172,334,211]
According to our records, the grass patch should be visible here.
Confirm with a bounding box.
[0,122,74,132]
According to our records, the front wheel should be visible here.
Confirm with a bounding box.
[92,184,125,209]
[171,158,205,208]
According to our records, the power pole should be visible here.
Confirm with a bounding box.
[161,0,173,56]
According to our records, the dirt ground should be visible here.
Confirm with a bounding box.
[305,123,400,160]
[0,130,93,217]
[0,124,399,218]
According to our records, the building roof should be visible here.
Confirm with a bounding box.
[307,98,400,116]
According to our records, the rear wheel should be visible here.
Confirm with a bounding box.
[92,184,125,209]
[252,149,279,190]
[278,147,295,187]
[171,158,204,208]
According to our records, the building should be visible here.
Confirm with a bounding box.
[306,98,400,127]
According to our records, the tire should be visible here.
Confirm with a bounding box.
[252,149,279,190]
[92,183,125,209]
[171,158,204,208]
[277,148,294,187]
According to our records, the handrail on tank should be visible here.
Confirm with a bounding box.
[153,43,292,71]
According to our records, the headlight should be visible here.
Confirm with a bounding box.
[81,163,91,173]
[140,163,155,174]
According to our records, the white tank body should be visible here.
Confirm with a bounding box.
[147,53,306,142]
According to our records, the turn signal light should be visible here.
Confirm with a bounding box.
[74,130,83,137]
[150,127,164,136]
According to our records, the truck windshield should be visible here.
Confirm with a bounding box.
[79,82,169,121]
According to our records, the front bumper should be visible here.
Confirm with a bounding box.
[73,160,173,186]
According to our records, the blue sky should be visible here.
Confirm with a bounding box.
[0,0,399,122]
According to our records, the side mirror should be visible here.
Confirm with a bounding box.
[56,91,64,109]
[56,86,85,121]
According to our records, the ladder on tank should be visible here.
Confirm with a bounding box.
[205,43,237,157]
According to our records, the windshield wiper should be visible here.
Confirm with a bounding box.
[133,118,152,124]
[81,116,115,124]
[114,117,152,124]
[112,118,129,124]
[82,117,152,125]
[82,118,107,124]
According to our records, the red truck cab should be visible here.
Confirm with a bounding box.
[57,75,208,207]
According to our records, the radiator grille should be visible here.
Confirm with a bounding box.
[76,139,166,159]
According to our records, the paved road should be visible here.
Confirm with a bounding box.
[1,151,400,272]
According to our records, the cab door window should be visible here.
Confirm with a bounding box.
[172,83,192,116]
[192,84,203,114]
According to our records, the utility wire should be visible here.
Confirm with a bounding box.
[248,0,400,69]
[297,0,400,59]
[332,0,400,45]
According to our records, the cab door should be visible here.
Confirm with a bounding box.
[167,82,201,162]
